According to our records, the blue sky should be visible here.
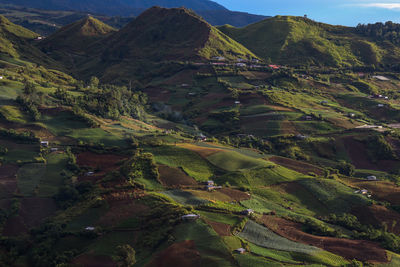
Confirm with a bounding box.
[215,0,400,26]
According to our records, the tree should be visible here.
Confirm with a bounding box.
[115,244,136,267]
[337,161,355,176]
[89,76,100,88]
[23,81,37,95]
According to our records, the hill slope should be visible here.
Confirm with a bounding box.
[0,15,59,66]
[219,16,399,67]
[101,7,256,62]
[0,0,267,27]
[40,16,116,53]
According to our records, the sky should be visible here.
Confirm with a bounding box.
[215,0,400,26]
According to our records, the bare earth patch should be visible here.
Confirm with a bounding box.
[72,254,116,267]
[147,240,201,267]
[158,165,197,188]
[205,219,231,236]
[269,156,324,176]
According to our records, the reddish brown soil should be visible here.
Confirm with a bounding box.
[2,215,28,236]
[158,165,197,188]
[280,120,298,135]
[0,164,18,197]
[205,220,231,236]
[342,137,399,171]
[269,156,324,176]
[76,152,126,181]
[352,204,400,235]
[145,87,171,102]
[177,143,223,158]
[72,254,117,267]
[19,198,57,228]
[147,240,201,267]
[342,137,375,170]
[261,216,388,263]
[219,188,251,201]
[2,197,57,236]
[349,180,400,206]
[0,164,18,179]
[98,200,149,227]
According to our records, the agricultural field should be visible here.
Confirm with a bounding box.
[2,8,400,266]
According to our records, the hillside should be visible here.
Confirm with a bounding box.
[76,7,257,81]
[0,1,267,27]
[219,16,400,67]
[3,9,400,267]
[0,5,131,36]
[0,15,60,67]
[40,16,116,53]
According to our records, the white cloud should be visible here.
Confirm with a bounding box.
[354,3,400,10]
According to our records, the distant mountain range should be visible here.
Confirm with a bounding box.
[0,0,268,27]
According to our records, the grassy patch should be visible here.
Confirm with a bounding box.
[206,151,271,171]
[149,145,215,181]
[238,220,319,254]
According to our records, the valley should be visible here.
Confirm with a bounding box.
[1,5,400,266]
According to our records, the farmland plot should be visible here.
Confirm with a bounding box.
[238,220,319,254]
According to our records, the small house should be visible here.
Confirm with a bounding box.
[367,176,377,181]
[85,226,95,231]
[212,56,225,61]
[205,185,215,191]
[384,96,389,100]
[320,100,328,105]
[296,134,308,140]
[234,101,241,105]
[181,214,200,221]
[241,209,254,216]
[237,58,246,62]
[181,84,189,87]
[236,63,246,67]
[361,189,368,195]
[235,248,246,254]
[50,148,59,152]
[251,58,260,63]
[348,113,356,118]
[188,92,197,96]
[0,76,3,79]
[86,171,94,176]
[378,104,384,108]
[206,181,214,186]
[40,141,49,147]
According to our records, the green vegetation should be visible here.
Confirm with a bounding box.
[238,220,319,254]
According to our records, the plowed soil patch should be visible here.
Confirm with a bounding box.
[19,198,57,228]
[0,164,18,179]
[3,198,57,236]
[177,143,223,158]
[342,137,375,169]
[76,152,126,174]
[206,220,231,236]
[72,254,116,267]
[261,216,388,263]
[158,165,197,188]
[352,204,400,235]
[348,180,400,205]
[0,164,18,197]
[98,200,149,227]
[147,240,201,267]
[269,156,324,176]
[2,215,28,236]
[219,188,250,201]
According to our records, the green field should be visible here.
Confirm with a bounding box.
[238,220,319,254]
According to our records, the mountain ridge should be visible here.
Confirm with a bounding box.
[0,0,268,27]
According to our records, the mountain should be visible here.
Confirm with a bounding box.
[40,16,116,53]
[68,7,257,81]
[0,5,132,36]
[219,16,400,67]
[0,15,59,66]
[0,0,268,27]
